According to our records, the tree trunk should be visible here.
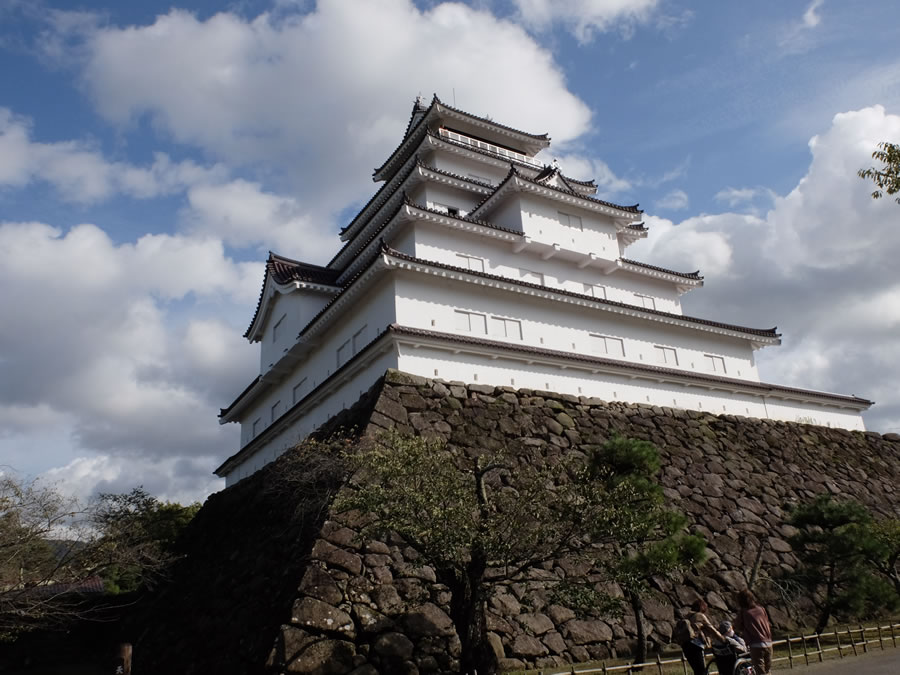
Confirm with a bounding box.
[629,590,648,664]
[815,568,836,633]
[445,551,496,675]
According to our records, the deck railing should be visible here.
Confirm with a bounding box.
[438,128,543,169]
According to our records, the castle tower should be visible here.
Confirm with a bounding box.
[216,96,871,485]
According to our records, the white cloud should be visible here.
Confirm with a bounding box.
[803,0,825,28]
[0,220,259,496]
[632,105,900,432]
[53,0,591,228]
[0,108,226,202]
[511,0,661,43]
[553,153,632,195]
[777,0,827,53]
[655,188,689,211]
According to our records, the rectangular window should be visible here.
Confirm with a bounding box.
[336,339,351,367]
[490,316,523,340]
[454,310,487,334]
[559,211,583,230]
[292,378,308,404]
[432,202,460,217]
[252,418,261,437]
[271,400,282,423]
[635,294,656,310]
[456,254,485,272]
[655,346,678,365]
[272,314,286,342]
[584,283,606,299]
[590,334,625,357]
[704,354,726,373]
[352,325,368,353]
[520,268,544,285]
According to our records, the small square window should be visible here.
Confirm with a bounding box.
[352,325,368,353]
[635,294,656,310]
[654,346,678,365]
[271,400,282,423]
[584,283,606,299]
[272,314,286,342]
[336,340,351,367]
[704,354,726,373]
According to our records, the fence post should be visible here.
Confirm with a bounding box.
[835,627,843,658]
[602,662,608,675]
[859,623,868,653]
[877,624,884,650]
[814,633,823,662]
[848,626,858,657]
[801,634,809,666]
[787,635,794,669]
[656,653,664,675]
[681,651,688,675]
[892,621,898,648]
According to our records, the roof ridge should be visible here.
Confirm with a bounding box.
[619,257,703,280]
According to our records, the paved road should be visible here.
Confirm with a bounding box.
[781,648,900,675]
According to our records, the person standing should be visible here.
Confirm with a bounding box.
[679,598,725,675]
[733,589,773,675]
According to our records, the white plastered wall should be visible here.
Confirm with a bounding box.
[392,272,760,382]
[428,152,507,185]
[259,290,334,374]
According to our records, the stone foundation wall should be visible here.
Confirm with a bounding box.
[137,370,900,674]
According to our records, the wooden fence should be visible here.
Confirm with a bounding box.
[537,621,900,675]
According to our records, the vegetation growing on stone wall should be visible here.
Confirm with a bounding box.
[335,430,696,675]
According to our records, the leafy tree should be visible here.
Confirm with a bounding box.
[858,141,900,204]
[92,488,201,593]
[867,517,900,596]
[590,436,707,663]
[0,476,198,639]
[786,495,896,633]
[336,431,690,674]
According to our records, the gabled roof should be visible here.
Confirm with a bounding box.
[469,166,642,221]
[373,95,551,182]
[244,253,340,339]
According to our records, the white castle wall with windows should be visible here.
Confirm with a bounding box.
[216,96,872,486]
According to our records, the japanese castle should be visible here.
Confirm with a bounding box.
[216,96,872,485]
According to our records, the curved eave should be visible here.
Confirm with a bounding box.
[614,259,704,292]
[333,202,522,284]
[391,326,871,409]
[433,102,550,154]
[470,173,643,223]
[245,276,340,343]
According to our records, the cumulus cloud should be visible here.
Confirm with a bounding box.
[655,188,689,211]
[511,0,661,43]
[632,105,900,432]
[47,1,591,227]
[0,108,226,202]
[0,221,259,495]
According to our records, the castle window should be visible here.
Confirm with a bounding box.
[252,418,261,437]
[455,310,487,334]
[433,202,460,217]
[590,334,625,357]
[559,211,583,230]
[336,339,351,367]
[635,294,656,310]
[584,283,606,299]
[654,346,678,365]
[272,314,286,341]
[271,400,282,423]
[456,254,485,272]
[520,268,544,285]
[490,316,522,339]
[352,325,368,353]
[704,354,726,373]
[292,378,308,404]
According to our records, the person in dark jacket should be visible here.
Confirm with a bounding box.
[733,589,773,675]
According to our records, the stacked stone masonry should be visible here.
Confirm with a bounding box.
[135,369,900,675]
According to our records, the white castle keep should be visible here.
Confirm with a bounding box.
[216,96,872,486]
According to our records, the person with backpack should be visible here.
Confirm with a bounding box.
[733,589,773,675]
[673,598,725,675]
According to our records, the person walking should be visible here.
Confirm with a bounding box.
[733,589,773,675]
[677,598,725,675]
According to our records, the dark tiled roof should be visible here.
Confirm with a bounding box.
[340,155,420,236]
[628,223,647,231]
[390,325,872,406]
[471,166,643,218]
[432,95,550,142]
[244,253,340,339]
[382,247,778,338]
[220,375,261,418]
[620,258,703,280]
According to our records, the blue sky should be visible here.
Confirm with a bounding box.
[1,0,899,503]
